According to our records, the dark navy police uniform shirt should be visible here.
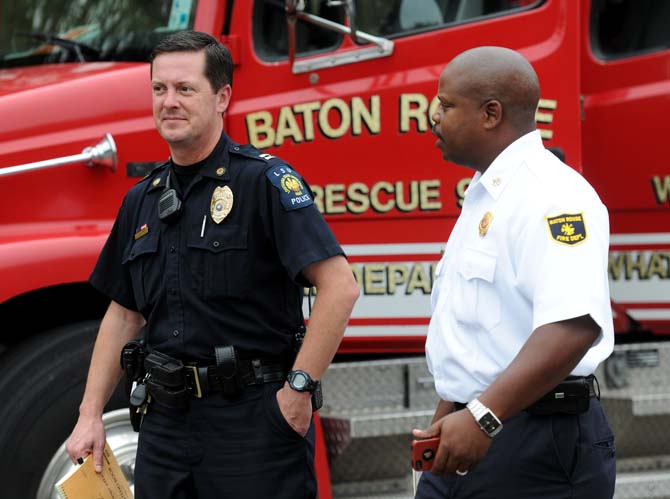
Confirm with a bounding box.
[90,133,344,361]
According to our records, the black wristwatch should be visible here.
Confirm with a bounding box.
[287,370,318,393]
[287,370,323,411]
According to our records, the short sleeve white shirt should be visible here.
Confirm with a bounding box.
[426,131,614,403]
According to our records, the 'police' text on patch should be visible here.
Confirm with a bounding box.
[266,165,314,211]
[546,213,587,246]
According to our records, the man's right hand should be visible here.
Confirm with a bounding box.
[65,415,106,473]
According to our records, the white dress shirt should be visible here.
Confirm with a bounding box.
[426,131,614,403]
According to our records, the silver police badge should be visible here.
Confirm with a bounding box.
[210,185,233,224]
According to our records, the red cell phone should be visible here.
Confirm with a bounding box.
[411,437,440,471]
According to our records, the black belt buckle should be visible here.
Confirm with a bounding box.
[215,345,244,398]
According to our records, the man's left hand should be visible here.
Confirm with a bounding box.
[276,383,312,437]
[412,408,492,475]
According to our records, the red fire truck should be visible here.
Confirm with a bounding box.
[1,1,668,498]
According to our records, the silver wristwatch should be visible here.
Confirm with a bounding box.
[466,398,503,437]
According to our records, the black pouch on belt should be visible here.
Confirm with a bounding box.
[144,351,184,388]
[215,345,244,398]
[144,351,189,409]
[526,377,591,416]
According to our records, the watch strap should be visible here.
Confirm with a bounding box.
[311,382,323,412]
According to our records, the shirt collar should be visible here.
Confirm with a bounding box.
[146,163,169,193]
[199,132,232,181]
[475,130,543,201]
[147,133,232,194]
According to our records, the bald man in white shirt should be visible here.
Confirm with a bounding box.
[414,46,616,499]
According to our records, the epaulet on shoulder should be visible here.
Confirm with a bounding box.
[229,143,284,168]
[137,160,169,184]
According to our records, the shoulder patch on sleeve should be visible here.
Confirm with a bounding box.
[545,213,587,246]
[265,164,314,211]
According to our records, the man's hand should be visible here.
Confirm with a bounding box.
[412,409,492,475]
[65,415,106,473]
[276,382,312,437]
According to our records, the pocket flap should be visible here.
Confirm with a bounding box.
[458,247,497,283]
[123,230,160,263]
[188,224,247,253]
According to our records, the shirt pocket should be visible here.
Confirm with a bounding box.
[187,224,250,299]
[452,247,501,331]
[122,230,161,312]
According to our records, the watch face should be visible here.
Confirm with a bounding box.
[480,413,501,434]
[291,372,308,390]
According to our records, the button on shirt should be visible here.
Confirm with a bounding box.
[426,131,614,404]
[90,133,343,361]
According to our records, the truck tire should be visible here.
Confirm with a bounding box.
[0,321,128,499]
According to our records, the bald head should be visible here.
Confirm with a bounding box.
[444,46,540,132]
[431,47,541,171]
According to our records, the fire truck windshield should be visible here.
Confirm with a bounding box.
[0,0,198,69]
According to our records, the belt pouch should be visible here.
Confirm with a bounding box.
[146,379,189,409]
[144,351,184,388]
[143,351,189,409]
[526,377,591,416]
[121,339,146,380]
[215,345,244,398]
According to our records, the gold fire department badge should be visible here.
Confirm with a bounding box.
[210,185,233,224]
[479,211,493,237]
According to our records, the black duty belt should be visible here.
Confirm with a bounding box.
[182,358,288,398]
[143,348,289,409]
[454,375,598,416]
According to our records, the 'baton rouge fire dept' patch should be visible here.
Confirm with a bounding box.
[546,213,587,246]
[266,164,314,211]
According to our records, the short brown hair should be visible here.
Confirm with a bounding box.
[151,30,233,90]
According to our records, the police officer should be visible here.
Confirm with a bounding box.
[65,30,359,499]
[413,47,616,498]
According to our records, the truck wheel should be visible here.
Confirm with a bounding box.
[0,321,133,499]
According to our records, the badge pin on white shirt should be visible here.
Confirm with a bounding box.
[479,211,493,237]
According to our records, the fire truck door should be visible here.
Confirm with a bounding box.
[581,0,670,333]
[226,0,582,341]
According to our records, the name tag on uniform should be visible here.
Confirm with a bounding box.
[134,224,149,240]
